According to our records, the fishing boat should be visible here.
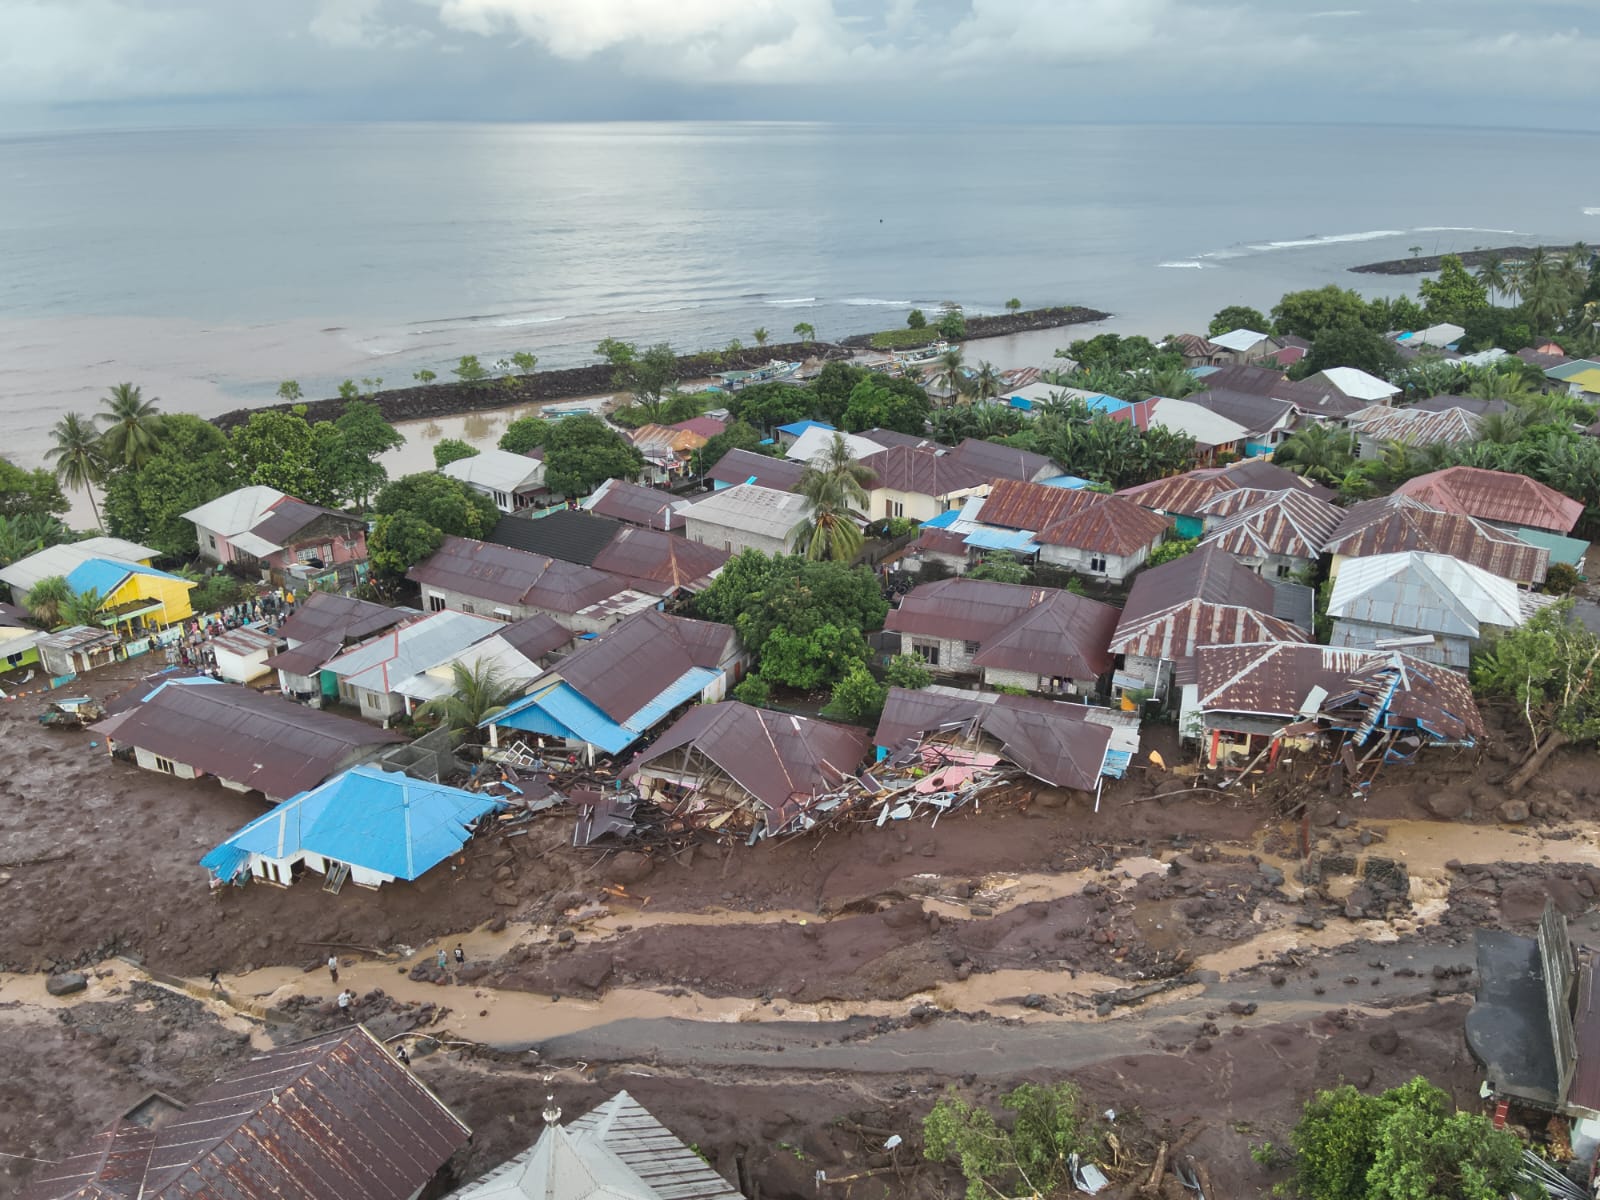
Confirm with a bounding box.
[715,360,802,390]
[895,341,950,366]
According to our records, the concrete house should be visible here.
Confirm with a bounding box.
[782,426,884,466]
[1302,366,1401,409]
[885,577,1121,697]
[264,591,416,702]
[630,419,721,483]
[1208,327,1277,363]
[682,483,812,556]
[1323,495,1550,588]
[407,536,657,633]
[1198,487,1344,579]
[441,448,549,512]
[321,608,506,723]
[393,614,575,714]
[1119,460,1335,538]
[704,448,806,492]
[207,625,284,684]
[859,443,991,522]
[183,486,369,587]
[1184,388,1301,456]
[0,536,191,633]
[969,479,1172,583]
[487,509,729,597]
[1349,405,1481,460]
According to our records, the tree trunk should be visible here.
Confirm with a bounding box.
[1508,731,1570,795]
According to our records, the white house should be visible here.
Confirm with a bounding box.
[1303,366,1401,408]
[441,449,548,513]
[783,426,884,465]
[208,626,284,685]
[682,483,812,556]
[321,609,506,723]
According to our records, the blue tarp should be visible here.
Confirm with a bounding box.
[1101,749,1132,779]
[963,528,1041,553]
[920,509,962,529]
[776,420,834,437]
[200,765,503,883]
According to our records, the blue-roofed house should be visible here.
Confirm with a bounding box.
[484,608,743,763]
[774,419,834,449]
[62,558,196,631]
[199,765,504,889]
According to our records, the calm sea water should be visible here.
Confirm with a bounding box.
[4,121,1600,479]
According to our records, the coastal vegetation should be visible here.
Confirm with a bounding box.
[791,432,873,562]
[432,438,479,469]
[367,470,499,576]
[497,412,644,499]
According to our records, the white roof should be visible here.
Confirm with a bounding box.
[1328,551,1523,638]
[181,485,287,537]
[783,426,883,465]
[1209,328,1271,352]
[442,449,546,494]
[322,609,503,694]
[1315,367,1401,402]
[1147,397,1252,447]
[683,483,811,541]
[0,536,161,596]
[1457,347,1509,369]
[1409,323,1465,349]
[392,634,548,703]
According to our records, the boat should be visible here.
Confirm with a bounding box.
[715,360,802,390]
[895,341,950,366]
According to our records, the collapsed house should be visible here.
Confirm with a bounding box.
[1188,641,1485,776]
[623,701,870,839]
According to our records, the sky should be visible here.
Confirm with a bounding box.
[3,0,1600,131]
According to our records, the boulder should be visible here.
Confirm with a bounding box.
[1258,863,1286,888]
[1498,799,1530,824]
[46,972,88,996]
[1368,1028,1400,1056]
[1426,791,1471,819]
[607,852,654,886]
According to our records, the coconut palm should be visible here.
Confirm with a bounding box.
[61,586,107,630]
[1465,365,1538,404]
[1272,422,1355,485]
[1476,410,1526,445]
[791,433,871,562]
[1501,260,1526,306]
[418,660,519,741]
[752,327,769,347]
[930,348,965,400]
[1474,255,1507,306]
[97,383,166,469]
[24,575,71,628]
[1519,248,1568,334]
[1135,365,1205,399]
[968,361,1003,404]
[45,412,107,529]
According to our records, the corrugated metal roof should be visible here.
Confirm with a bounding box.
[408,536,633,614]
[681,483,811,541]
[91,678,404,799]
[887,579,1120,680]
[201,765,503,881]
[973,479,1171,555]
[592,527,729,595]
[22,1027,468,1200]
[441,448,546,493]
[64,557,187,598]
[704,449,806,492]
[180,485,287,537]
[1545,357,1600,382]
[1394,466,1584,534]
[1146,397,1250,447]
[783,427,883,464]
[208,626,283,659]
[497,613,576,662]
[1208,328,1271,352]
[1186,388,1297,436]
[0,537,161,596]
[1310,366,1400,401]
[273,592,415,647]
[962,528,1041,552]
[1325,495,1549,585]
[1118,543,1280,624]
[1327,551,1524,638]
[946,437,1055,483]
[1509,527,1590,570]
[323,609,504,695]
[1349,405,1480,447]
[860,444,990,498]
[1199,488,1344,561]
[247,498,364,551]
[583,479,691,530]
[489,510,620,565]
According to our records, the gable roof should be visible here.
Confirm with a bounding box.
[886,578,1120,680]
[91,678,404,799]
[1406,393,1509,416]
[1394,466,1584,533]
[1348,404,1480,447]
[1325,495,1549,585]
[1326,550,1525,638]
[1118,461,1333,518]
[583,479,691,530]
[63,558,189,599]
[873,687,1114,792]
[860,444,990,497]
[1209,328,1272,353]
[1186,388,1298,436]
[626,702,869,830]
[442,448,546,493]
[783,426,884,464]
[448,1090,742,1200]
[242,498,364,552]
[945,437,1056,483]
[1307,366,1401,402]
[703,449,806,492]
[21,1026,469,1200]
[0,536,161,596]
[488,510,621,565]
[1198,488,1344,562]
[1142,397,1247,447]
[321,609,505,694]
[272,591,415,647]
[859,427,937,450]
[181,485,287,536]
[682,484,811,541]
[975,479,1172,555]
[408,537,635,614]
[590,526,729,595]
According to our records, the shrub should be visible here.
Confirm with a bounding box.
[907,308,927,330]
[924,1083,1099,1200]
[885,654,932,690]
[733,676,770,707]
[1545,562,1580,595]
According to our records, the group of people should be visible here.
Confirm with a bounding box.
[163,591,296,672]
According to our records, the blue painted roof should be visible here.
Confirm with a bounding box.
[490,665,718,753]
[1006,395,1033,411]
[1189,365,1221,378]
[921,509,962,529]
[776,420,834,436]
[200,765,503,882]
[963,528,1041,553]
[1038,474,1093,490]
[622,666,718,732]
[64,558,186,598]
[1083,394,1131,414]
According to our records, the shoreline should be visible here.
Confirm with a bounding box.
[1349,243,1574,275]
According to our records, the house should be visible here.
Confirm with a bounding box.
[624,701,869,838]
[182,485,369,587]
[1348,404,1481,459]
[64,557,196,633]
[1118,460,1334,538]
[885,577,1120,696]
[321,608,506,723]
[36,625,123,677]
[944,437,1060,484]
[874,686,1123,793]
[1190,641,1485,764]
[630,421,718,482]
[1302,366,1401,408]
[704,448,806,492]
[408,536,657,632]
[1108,544,1311,705]
[1394,466,1584,535]
[485,609,743,761]
[0,535,179,624]
[963,479,1172,582]
[488,510,729,596]
[1396,322,1466,350]
[859,443,991,522]
[1323,495,1550,588]
[200,765,504,889]
[1197,487,1344,579]
[19,1026,469,1200]
[583,478,692,530]
[774,419,834,449]
[1185,388,1301,456]
[1545,358,1600,399]
[1326,550,1535,668]
[1171,333,1229,368]
[441,447,549,512]
[393,615,575,712]
[682,483,812,556]
[1506,527,1590,578]
[1127,397,1242,464]
[91,677,405,802]
[0,603,42,672]
[263,591,416,701]
[1208,328,1278,363]
[447,1090,743,1200]
[207,625,285,684]
[783,425,885,466]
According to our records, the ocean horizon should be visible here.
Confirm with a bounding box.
[3,120,1599,480]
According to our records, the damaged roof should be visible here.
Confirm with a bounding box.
[975,480,1172,555]
[873,687,1114,792]
[271,591,416,647]
[408,536,636,614]
[626,702,869,830]
[1325,495,1549,585]
[1199,488,1344,562]
[1395,466,1584,534]
[21,1026,469,1200]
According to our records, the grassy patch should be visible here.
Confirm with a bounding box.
[867,328,944,350]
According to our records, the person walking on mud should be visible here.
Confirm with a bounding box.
[327,954,339,984]
[453,944,465,973]
[337,989,354,1020]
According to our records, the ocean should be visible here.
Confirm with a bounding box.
[4,120,1600,486]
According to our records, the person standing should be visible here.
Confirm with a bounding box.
[436,948,448,975]
[453,944,465,971]
[208,969,223,994]
[337,989,354,1020]
[327,955,339,984]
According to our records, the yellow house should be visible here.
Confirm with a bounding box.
[65,558,196,631]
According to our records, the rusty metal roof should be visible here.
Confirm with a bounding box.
[408,536,632,613]
[247,498,365,552]
[591,526,729,595]
[1568,961,1600,1115]
[272,592,415,647]
[91,678,404,799]
[703,449,806,492]
[860,444,991,497]
[584,479,691,530]
[976,480,1172,555]
[915,527,972,556]
[1349,405,1481,447]
[496,613,576,662]
[1112,547,1308,665]
[1395,466,1584,534]
[1325,495,1549,584]
[1199,488,1344,561]
[550,609,734,725]
[946,437,1055,483]
[1119,543,1278,623]
[21,1027,468,1200]
[887,578,1121,677]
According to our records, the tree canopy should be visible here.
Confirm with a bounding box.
[499,415,548,454]
[103,414,233,558]
[725,382,814,433]
[540,413,645,498]
[368,471,499,575]
[1299,323,1402,379]
[1209,305,1270,337]
[1474,600,1600,751]
[0,458,69,521]
[691,420,769,475]
[1271,285,1375,340]
[840,376,931,435]
[1418,254,1490,326]
[597,339,679,419]
[433,439,479,469]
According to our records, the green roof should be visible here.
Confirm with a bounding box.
[1510,527,1591,571]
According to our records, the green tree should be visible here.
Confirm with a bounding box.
[453,355,490,386]
[732,675,770,707]
[97,383,167,471]
[924,1083,1099,1200]
[791,433,873,562]
[1005,297,1022,313]
[1545,562,1580,595]
[811,363,870,426]
[752,327,769,346]
[969,551,1030,584]
[691,420,768,475]
[373,470,499,537]
[1474,599,1600,784]
[24,575,72,627]
[1208,305,1270,337]
[1418,254,1490,325]
[1301,324,1402,378]
[841,377,931,435]
[822,660,887,721]
[499,415,549,454]
[227,409,324,502]
[937,308,967,340]
[277,380,303,402]
[337,379,360,401]
[0,458,69,520]
[331,400,404,508]
[0,514,71,569]
[45,412,108,530]
[885,654,933,690]
[907,308,927,330]
[759,623,870,691]
[930,347,966,400]
[102,414,235,557]
[368,511,446,577]
[510,351,539,375]
[433,439,479,469]
[418,660,519,740]
[541,413,645,498]
[61,586,106,629]
[600,341,679,420]
[793,321,815,344]
[1271,285,1375,339]
[334,399,405,459]
[414,368,437,385]
[1274,423,1356,485]
[1288,1077,1525,1200]
[1474,255,1508,305]
[727,382,813,433]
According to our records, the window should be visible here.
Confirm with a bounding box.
[206,534,216,549]
[1090,555,1107,573]
[962,640,981,655]
[913,642,940,666]
[493,490,509,508]
[724,541,733,553]
[428,594,447,612]
[886,499,904,519]
[1276,563,1293,579]
[460,602,476,614]
[153,756,176,775]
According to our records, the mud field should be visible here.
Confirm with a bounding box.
[2,658,1598,1199]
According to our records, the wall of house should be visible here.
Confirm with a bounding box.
[1116,654,1170,700]
[277,668,322,700]
[1220,550,1312,581]
[214,647,272,685]
[194,524,228,565]
[1038,543,1147,584]
[1329,619,1468,669]
[133,746,199,780]
[340,679,404,723]
[266,528,369,572]
[980,666,1097,697]
[419,584,639,636]
[869,486,983,524]
[106,573,195,626]
[683,516,791,558]
[898,632,980,674]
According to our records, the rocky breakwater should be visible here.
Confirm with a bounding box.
[839,304,1110,349]
[210,340,850,433]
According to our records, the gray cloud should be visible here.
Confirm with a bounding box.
[2,0,1598,128]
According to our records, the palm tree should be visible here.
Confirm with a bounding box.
[790,433,871,562]
[1273,422,1355,485]
[930,348,965,401]
[969,361,1003,404]
[1476,410,1526,445]
[1136,365,1205,399]
[24,575,71,628]
[1520,248,1567,334]
[418,660,519,741]
[62,586,107,630]
[752,327,769,347]
[1502,260,1526,306]
[97,383,166,469]
[1465,365,1537,404]
[45,412,107,529]
[1474,255,1507,306]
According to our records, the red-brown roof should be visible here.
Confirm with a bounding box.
[1325,495,1549,585]
[860,444,991,498]
[1118,461,1332,517]
[586,479,688,530]
[977,480,1171,556]
[1199,488,1344,562]
[590,526,729,594]
[1394,466,1583,534]
[407,536,632,613]
[551,608,735,725]
[946,437,1056,483]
